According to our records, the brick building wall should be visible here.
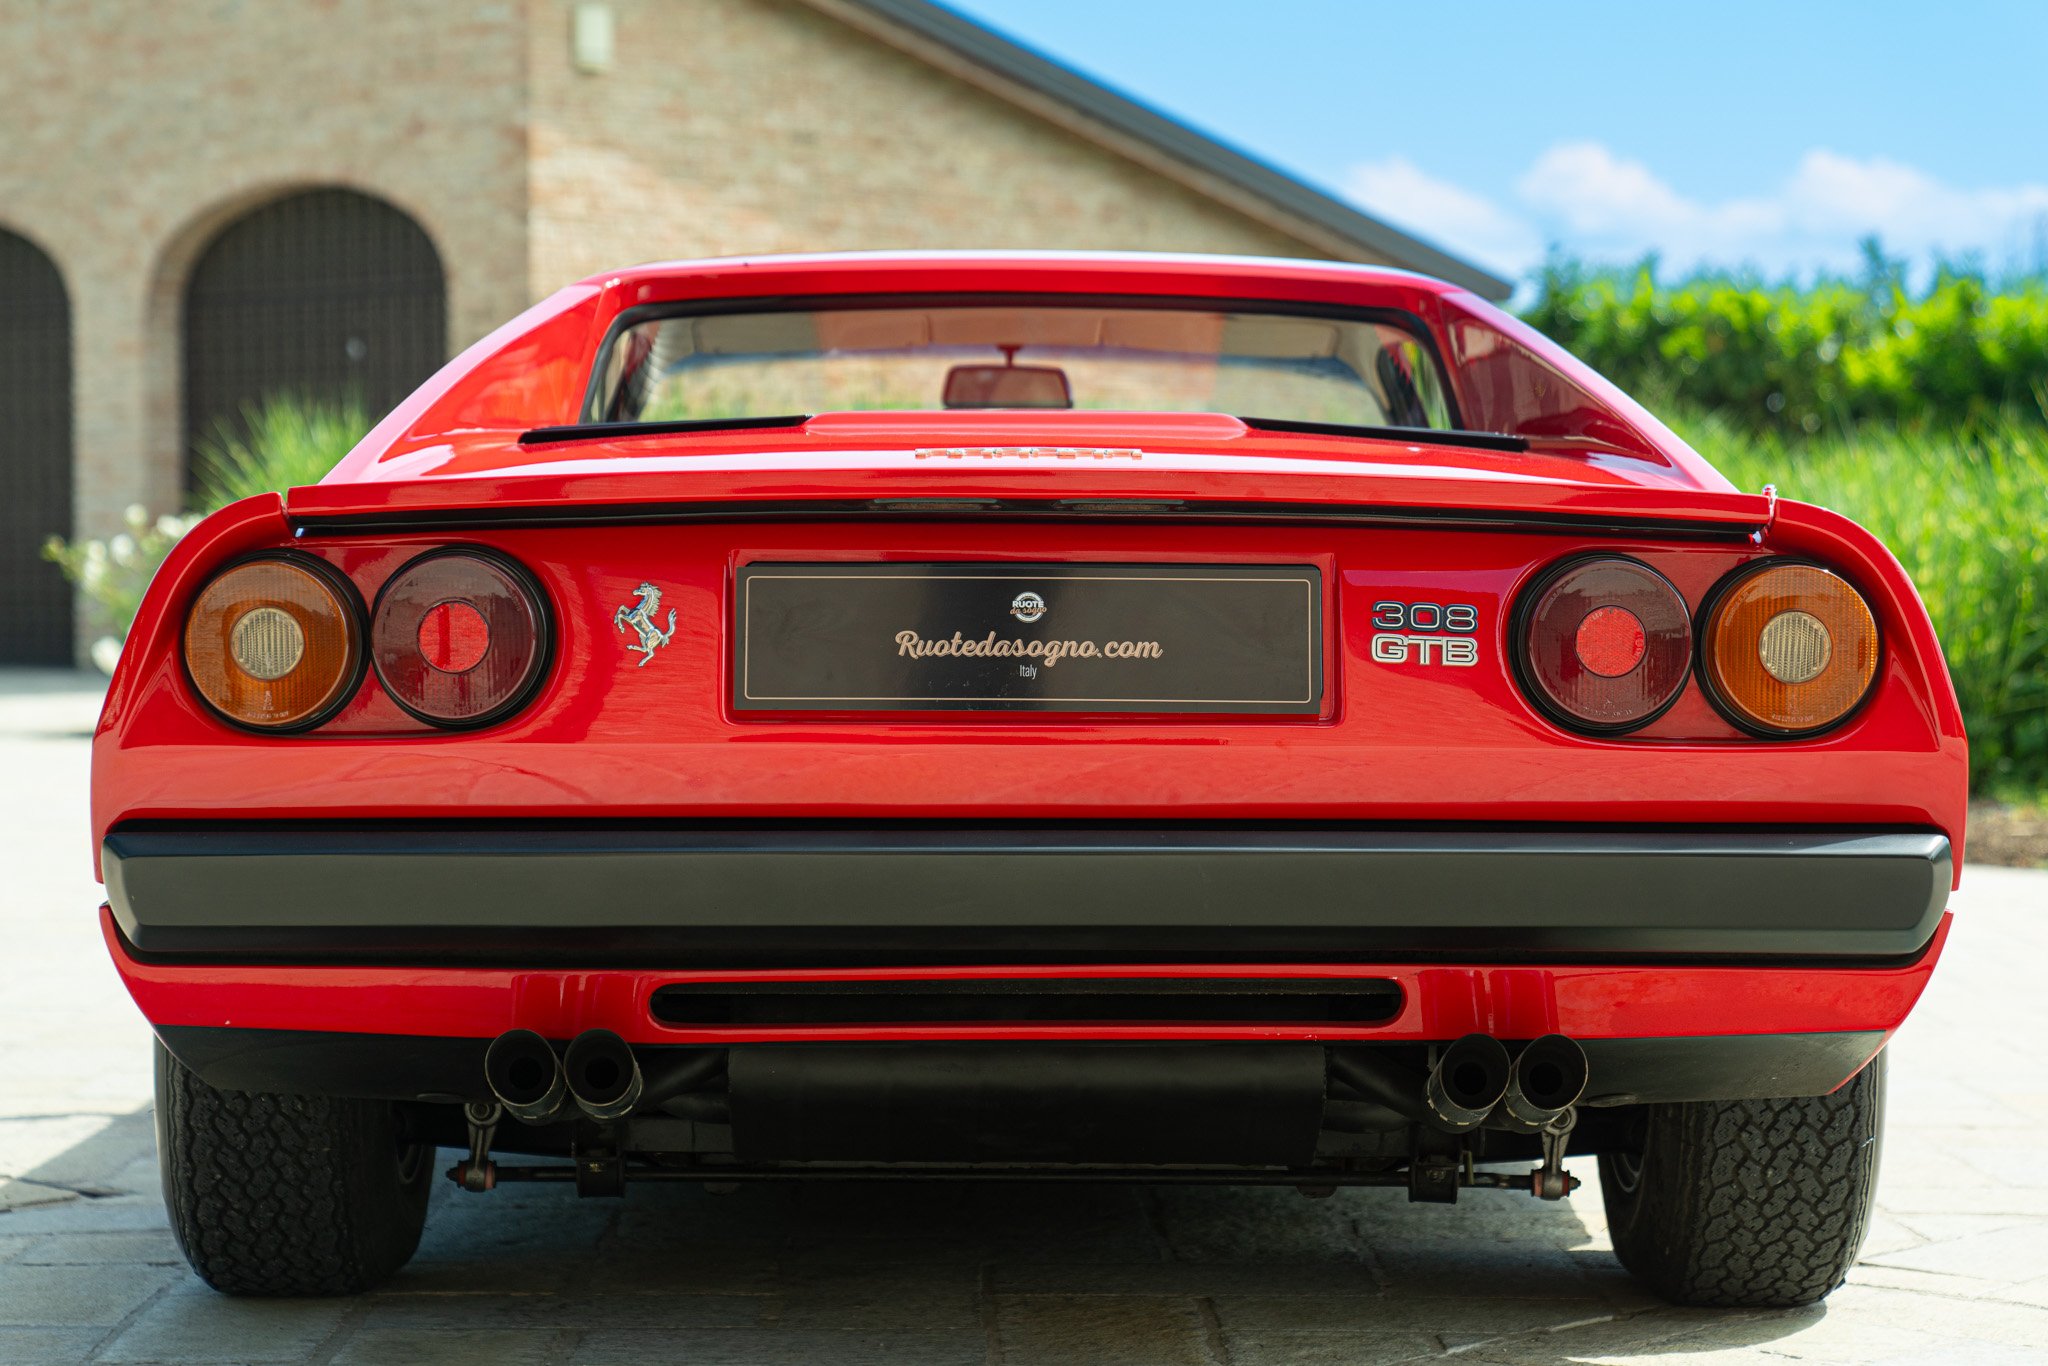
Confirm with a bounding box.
[0,0,1434,663]
[524,0,1333,292]
[0,0,530,548]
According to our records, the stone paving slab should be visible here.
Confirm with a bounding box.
[4,673,2048,1363]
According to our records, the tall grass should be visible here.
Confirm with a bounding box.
[1675,411,2048,793]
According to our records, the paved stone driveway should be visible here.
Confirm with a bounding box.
[3,670,2045,1364]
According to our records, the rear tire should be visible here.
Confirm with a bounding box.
[154,1039,433,1295]
[1600,1050,1884,1307]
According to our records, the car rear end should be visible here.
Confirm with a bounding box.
[93,254,1966,1304]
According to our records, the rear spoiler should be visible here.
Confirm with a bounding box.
[287,460,1770,541]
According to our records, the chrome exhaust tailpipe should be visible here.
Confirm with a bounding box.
[484,1029,568,1124]
[563,1028,644,1121]
[1499,1034,1588,1130]
[1423,1033,1512,1131]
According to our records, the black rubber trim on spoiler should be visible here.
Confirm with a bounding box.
[288,498,1763,541]
[520,415,812,444]
[1238,416,1531,452]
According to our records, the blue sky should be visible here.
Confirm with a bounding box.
[948,0,2048,285]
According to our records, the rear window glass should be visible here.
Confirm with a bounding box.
[589,301,1452,430]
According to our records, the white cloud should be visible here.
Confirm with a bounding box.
[1516,142,1698,235]
[1781,150,2048,251]
[1343,142,2048,283]
[1343,156,1542,278]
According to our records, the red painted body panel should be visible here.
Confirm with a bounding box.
[90,253,1968,1057]
[105,908,1948,1048]
[92,509,1966,851]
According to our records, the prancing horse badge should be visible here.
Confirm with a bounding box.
[614,582,677,666]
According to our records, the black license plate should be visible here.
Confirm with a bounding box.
[734,563,1322,714]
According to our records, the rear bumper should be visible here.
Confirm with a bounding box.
[104,822,1952,965]
[106,822,1952,1111]
[111,904,1948,1098]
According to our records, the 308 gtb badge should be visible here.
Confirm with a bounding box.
[1370,599,1479,666]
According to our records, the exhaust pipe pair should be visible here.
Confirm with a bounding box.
[484,1028,643,1123]
[1423,1033,1587,1133]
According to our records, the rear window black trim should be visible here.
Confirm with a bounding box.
[522,415,812,445]
[576,292,1467,430]
[1240,416,1528,453]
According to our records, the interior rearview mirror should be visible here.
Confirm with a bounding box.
[942,364,1073,409]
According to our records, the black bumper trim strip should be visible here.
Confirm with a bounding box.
[105,823,1950,967]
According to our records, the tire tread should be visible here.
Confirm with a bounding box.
[1603,1054,1883,1307]
[156,1041,430,1296]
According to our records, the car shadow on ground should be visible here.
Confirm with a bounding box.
[2,1104,1827,1365]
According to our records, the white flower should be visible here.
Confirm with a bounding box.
[155,515,187,539]
[90,636,123,676]
[123,504,149,531]
[109,534,138,567]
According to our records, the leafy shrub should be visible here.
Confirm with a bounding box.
[42,504,203,673]
[44,394,370,670]
[1525,252,2048,435]
[1681,411,2048,793]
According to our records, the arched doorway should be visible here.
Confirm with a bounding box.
[0,230,73,664]
[181,188,445,489]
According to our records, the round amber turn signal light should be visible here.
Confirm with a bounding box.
[1702,562,1878,736]
[184,557,363,730]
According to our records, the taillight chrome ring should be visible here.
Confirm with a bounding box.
[370,546,551,729]
[1512,553,1693,735]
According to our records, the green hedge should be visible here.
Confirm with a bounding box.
[1678,410,2048,793]
[1524,256,2048,434]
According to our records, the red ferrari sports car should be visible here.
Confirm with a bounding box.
[96,252,1964,1306]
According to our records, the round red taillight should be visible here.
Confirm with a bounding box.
[1574,605,1647,677]
[417,600,491,674]
[1516,556,1692,733]
[371,549,548,727]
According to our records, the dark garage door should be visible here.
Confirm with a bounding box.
[182,188,446,488]
[0,230,73,665]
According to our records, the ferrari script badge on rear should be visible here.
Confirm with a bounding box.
[614,582,677,666]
